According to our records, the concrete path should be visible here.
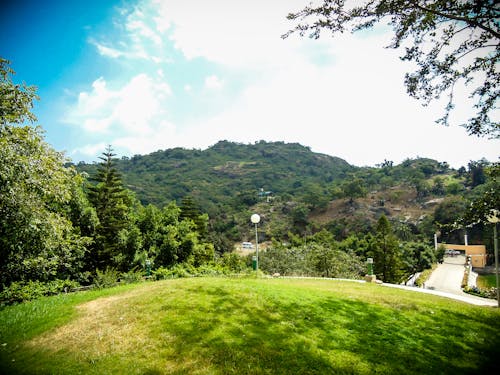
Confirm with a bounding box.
[382,255,497,307]
[425,255,467,293]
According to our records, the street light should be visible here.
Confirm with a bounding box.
[251,214,260,271]
[486,209,499,307]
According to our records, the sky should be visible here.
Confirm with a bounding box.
[1,0,498,168]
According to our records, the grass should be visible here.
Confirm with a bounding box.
[477,274,498,289]
[1,277,500,374]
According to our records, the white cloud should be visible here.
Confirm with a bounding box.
[126,18,162,46]
[71,142,108,158]
[92,42,124,58]
[204,75,223,90]
[153,0,308,68]
[66,73,172,137]
[67,0,499,167]
[172,29,499,168]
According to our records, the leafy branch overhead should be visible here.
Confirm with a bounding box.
[0,58,39,126]
[283,0,499,138]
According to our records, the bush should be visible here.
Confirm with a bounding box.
[463,286,498,299]
[0,279,80,305]
[121,269,144,284]
[152,264,192,280]
[415,266,436,287]
[93,268,120,289]
[152,263,242,280]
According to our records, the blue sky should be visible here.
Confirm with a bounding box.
[1,0,498,168]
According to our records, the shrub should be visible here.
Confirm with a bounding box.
[152,264,192,280]
[93,268,120,289]
[463,286,498,299]
[415,265,436,287]
[121,269,144,284]
[0,279,80,305]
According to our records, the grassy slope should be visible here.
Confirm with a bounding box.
[477,274,498,288]
[1,278,500,374]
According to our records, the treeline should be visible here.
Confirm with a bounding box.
[76,138,498,255]
[259,215,442,284]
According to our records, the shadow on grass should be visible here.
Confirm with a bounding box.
[156,284,500,374]
[2,280,499,374]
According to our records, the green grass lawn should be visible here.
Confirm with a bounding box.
[477,274,498,289]
[1,277,500,374]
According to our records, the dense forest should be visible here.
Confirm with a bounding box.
[1,58,499,304]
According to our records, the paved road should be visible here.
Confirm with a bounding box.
[425,255,467,293]
[395,254,497,307]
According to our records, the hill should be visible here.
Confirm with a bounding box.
[1,277,499,374]
[76,141,490,249]
[78,140,354,210]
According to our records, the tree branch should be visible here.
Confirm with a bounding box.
[412,3,500,40]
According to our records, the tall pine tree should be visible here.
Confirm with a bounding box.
[87,146,134,270]
[371,215,403,283]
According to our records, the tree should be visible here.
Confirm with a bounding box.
[0,59,89,287]
[284,1,499,137]
[370,215,403,283]
[461,162,499,226]
[401,242,436,281]
[467,159,488,187]
[180,195,209,238]
[87,146,136,270]
[0,58,38,126]
[340,176,367,204]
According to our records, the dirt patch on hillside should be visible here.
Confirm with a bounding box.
[311,186,436,225]
[27,284,166,359]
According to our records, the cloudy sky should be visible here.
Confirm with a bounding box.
[1,0,498,168]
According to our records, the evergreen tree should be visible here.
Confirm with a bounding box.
[371,215,403,283]
[87,146,136,270]
[180,195,208,238]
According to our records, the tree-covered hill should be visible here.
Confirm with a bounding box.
[77,140,355,211]
[76,140,495,250]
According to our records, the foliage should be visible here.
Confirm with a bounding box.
[0,279,80,305]
[462,162,499,226]
[284,0,499,137]
[151,263,231,280]
[76,140,494,250]
[87,145,136,271]
[259,242,364,278]
[370,215,404,283]
[340,175,367,203]
[92,268,120,289]
[0,58,38,125]
[77,140,353,217]
[120,269,145,284]
[136,202,215,269]
[463,285,498,299]
[0,60,90,289]
[400,241,436,279]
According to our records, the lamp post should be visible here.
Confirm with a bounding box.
[251,214,260,271]
[486,209,499,308]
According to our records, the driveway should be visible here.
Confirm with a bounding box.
[416,254,497,306]
[425,255,466,294]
